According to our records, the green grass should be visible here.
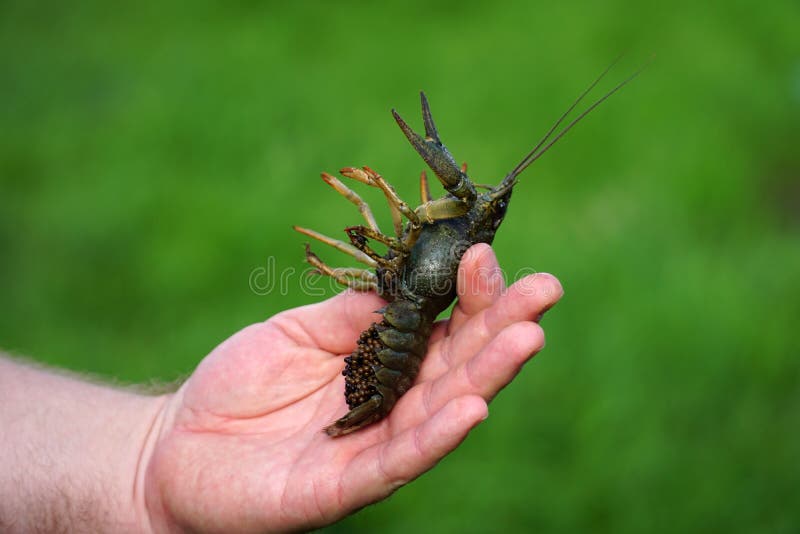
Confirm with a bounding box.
[2,1,799,532]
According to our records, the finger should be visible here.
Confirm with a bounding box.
[448,244,504,334]
[341,395,487,505]
[437,321,544,403]
[394,321,544,434]
[275,290,386,354]
[419,272,562,381]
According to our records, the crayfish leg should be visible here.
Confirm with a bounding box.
[325,395,384,437]
[419,170,431,203]
[341,166,420,237]
[303,244,377,292]
[345,225,409,253]
[293,225,377,268]
[320,172,381,233]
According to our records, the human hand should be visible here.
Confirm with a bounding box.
[144,244,563,533]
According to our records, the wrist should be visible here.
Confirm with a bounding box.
[0,357,172,532]
[134,393,174,533]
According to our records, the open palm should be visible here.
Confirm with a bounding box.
[144,244,562,533]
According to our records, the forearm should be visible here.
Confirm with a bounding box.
[0,355,169,533]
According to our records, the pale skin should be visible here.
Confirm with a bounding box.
[0,244,563,533]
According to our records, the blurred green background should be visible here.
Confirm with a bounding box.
[2,1,799,532]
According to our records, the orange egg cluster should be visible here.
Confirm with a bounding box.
[342,321,386,408]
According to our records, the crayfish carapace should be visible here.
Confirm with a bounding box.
[294,58,648,436]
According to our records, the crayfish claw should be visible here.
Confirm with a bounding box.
[392,99,476,201]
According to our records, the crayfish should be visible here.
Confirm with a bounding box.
[294,59,646,436]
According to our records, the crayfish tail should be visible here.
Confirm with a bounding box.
[325,299,433,437]
[324,395,384,437]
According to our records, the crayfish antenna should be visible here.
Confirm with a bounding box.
[492,54,653,199]
[392,92,477,201]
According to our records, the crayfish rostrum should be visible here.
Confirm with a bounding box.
[294,60,646,436]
